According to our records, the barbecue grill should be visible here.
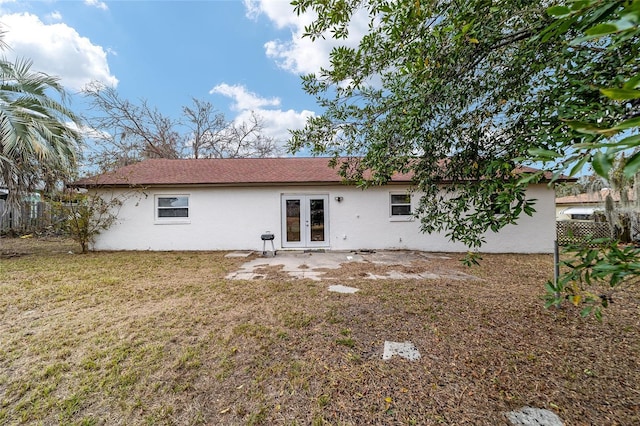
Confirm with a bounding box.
[261,232,276,256]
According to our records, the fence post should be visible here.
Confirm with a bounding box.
[554,240,559,285]
[554,239,561,307]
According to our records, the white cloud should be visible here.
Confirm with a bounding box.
[47,11,62,21]
[244,0,311,29]
[235,107,315,145]
[209,83,280,111]
[66,121,111,141]
[0,13,118,91]
[243,0,262,22]
[84,0,108,11]
[211,82,315,146]
[245,0,368,75]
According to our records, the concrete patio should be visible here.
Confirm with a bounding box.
[225,250,479,281]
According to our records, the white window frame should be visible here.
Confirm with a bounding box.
[389,192,413,222]
[155,194,190,224]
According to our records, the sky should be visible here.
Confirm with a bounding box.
[0,0,367,154]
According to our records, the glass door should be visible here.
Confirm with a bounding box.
[281,195,329,248]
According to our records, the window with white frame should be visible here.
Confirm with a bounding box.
[156,195,189,220]
[390,193,411,216]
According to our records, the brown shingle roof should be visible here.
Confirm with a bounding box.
[70,158,564,188]
[70,157,414,187]
[556,189,636,204]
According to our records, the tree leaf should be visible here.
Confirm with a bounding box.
[569,154,590,177]
[572,294,582,306]
[580,306,592,317]
[547,5,571,17]
[623,150,640,178]
[517,171,543,185]
[617,134,640,148]
[585,23,622,36]
[623,74,640,90]
[600,88,640,100]
[592,151,613,178]
[611,116,640,131]
[586,14,638,36]
[563,120,618,136]
[527,147,561,159]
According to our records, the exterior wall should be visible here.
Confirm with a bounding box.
[556,205,571,221]
[93,183,556,253]
[556,203,601,221]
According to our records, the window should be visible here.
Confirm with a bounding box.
[156,195,189,221]
[571,213,593,221]
[390,193,411,216]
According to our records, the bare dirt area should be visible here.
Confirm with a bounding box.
[0,238,639,425]
[0,235,77,258]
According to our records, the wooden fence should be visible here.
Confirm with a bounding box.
[556,221,611,246]
[0,200,69,235]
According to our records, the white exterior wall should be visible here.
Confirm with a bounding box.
[556,206,571,221]
[93,183,555,253]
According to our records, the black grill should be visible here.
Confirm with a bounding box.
[261,232,276,256]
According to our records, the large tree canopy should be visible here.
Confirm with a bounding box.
[290,0,639,252]
[0,32,82,209]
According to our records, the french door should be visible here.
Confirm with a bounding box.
[281,195,329,248]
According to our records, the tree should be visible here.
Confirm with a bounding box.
[56,189,122,253]
[84,85,280,171]
[527,1,640,318]
[555,172,605,197]
[183,98,279,159]
[290,0,640,314]
[0,30,82,210]
[529,1,640,181]
[84,83,183,171]
[182,97,227,159]
[290,0,569,253]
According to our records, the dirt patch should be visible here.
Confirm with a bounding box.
[0,236,77,257]
[252,264,293,281]
[319,257,474,280]
[318,260,418,278]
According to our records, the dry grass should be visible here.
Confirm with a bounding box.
[0,237,639,425]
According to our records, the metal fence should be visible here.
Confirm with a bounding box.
[556,221,611,246]
[0,200,69,236]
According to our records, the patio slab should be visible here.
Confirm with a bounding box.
[382,341,421,361]
[225,250,478,281]
[328,284,360,294]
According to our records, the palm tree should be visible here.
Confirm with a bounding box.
[0,31,82,211]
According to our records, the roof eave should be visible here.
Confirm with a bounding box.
[68,180,415,189]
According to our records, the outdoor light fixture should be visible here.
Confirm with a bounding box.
[334,196,343,202]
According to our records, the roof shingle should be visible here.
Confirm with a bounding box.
[556,188,636,204]
[70,157,563,188]
[70,157,413,187]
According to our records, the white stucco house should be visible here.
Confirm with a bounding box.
[70,157,558,253]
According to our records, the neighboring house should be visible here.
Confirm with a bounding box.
[556,189,636,221]
[70,158,558,253]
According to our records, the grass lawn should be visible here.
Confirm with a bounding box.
[0,237,639,425]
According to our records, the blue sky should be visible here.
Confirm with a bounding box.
[0,0,367,152]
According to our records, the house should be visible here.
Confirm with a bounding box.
[70,157,557,253]
[556,189,636,221]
